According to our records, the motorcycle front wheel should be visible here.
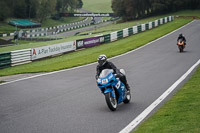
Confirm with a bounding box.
[105,92,117,111]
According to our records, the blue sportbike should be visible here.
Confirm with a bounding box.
[97,69,131,111]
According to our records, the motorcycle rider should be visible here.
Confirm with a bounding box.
[96,54,130,91]
[177,33,186,45]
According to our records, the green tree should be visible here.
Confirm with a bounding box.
[13,0,27,18]
[37,0,57,23]
[0,1,11,21]
[112,0,126,19]
[56,0,80,13]
[0,0,83,22]
[25,0,38,19]
[112,0,200,21]
[77,0,83,9]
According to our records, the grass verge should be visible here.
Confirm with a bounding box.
[82,0,112,13]
[0,17,192,76]
[133,65,200,133]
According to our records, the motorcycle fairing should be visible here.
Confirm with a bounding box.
[97,69,127,104]
[115,80,126,103]
[104,88,116,98]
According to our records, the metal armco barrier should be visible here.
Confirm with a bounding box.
[0,52,11,69]
[11,49,32,66]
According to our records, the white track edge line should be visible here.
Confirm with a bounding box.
[119,59,200,133]
[0,20,195,86]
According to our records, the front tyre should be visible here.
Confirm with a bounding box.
[123,91,131,104]
[105,92,117,111]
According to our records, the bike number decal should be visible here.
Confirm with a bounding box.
[115,81,120,89]
[102,79,108,84]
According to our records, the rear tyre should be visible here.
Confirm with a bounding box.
[105,92,117,111]
[179,45,183,53]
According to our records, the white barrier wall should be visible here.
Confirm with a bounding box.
[165,17,168,23]
[111,32,117,42]
[11,49,32,66]
[160,19,163,24]
[155,20,158,27]
[123,28,129,37]
[149,22,152,29]
[133,26,138,34]
[141,24,145,31]
[169,16,172,21]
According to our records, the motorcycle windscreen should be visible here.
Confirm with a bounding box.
[99,69,114,78]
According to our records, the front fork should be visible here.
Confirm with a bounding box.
[104,87,116,98]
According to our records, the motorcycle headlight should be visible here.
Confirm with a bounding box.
[97,78,101,83]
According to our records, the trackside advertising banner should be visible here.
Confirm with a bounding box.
[76,36,104,49]
[59,13,114,17]
[31,41,76,60]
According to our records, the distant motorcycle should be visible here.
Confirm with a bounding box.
[177,38,185,53]
[97,69,131,111]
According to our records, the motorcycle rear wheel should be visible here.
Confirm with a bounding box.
[105,92,117,111]
[179,45,183,53]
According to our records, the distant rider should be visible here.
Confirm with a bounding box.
[177,33,186,45]
[96,54,130,91]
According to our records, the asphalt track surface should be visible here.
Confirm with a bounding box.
[0,20,200,133]
[54,20,112,37]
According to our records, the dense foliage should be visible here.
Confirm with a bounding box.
[112,0,200,21]
[0,0,83,22]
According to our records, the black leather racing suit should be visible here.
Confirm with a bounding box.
[96,61,130,90]
[177,36,186,45]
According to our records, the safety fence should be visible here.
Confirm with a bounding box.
[25,18,91,38]
[0,17,108,38]
[0,16,174,69]
[0,18,89,37]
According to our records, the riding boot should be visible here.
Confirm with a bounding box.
[119,74,130,91]
[125,83,130,91]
